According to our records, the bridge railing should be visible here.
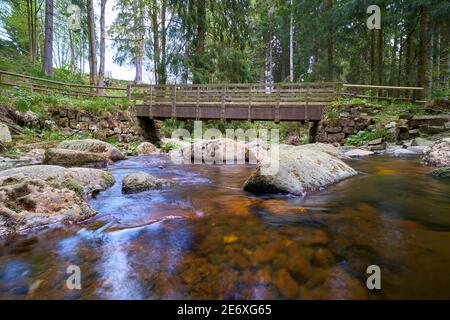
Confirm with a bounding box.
[129,82,341,121]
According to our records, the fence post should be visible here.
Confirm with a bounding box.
[305,84,310,122]
[171,84,177,119]
[149,85,153,119]
[196,85,200,120]
[248,85,252,121]
[221,85,226,120]
[126,84,131,99]
[275,84,280,123]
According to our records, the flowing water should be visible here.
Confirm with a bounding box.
[0,155,449,299]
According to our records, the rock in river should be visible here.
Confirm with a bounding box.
[243,144,357,195]
[57,139,125,162]
[428,167,450,179]
[0,165,115,237]
[421,138,450,167]
[344,149,374,158]
[0,165,115,195]
[133,142,159,155]
[122,171,173,194]
[0,176,96,238]
[44,148,109,168]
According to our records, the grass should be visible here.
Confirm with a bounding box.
[0,143,24,157]
[15,127,91,145]
[1,88,131,114]
[345,129,388,146]
[160,141,180,152]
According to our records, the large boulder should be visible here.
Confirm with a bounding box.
[0,175,96,238]
[178,138,247,164]
[44,148,109,168]
[133,142,159,155]
[57,139,125,162]
[0,123,12,143]
[243,144,357,195]
[0,165,115,195]
[1,152,44,171]
[421,138,450,167]
[122,171,173,194]
[296,143,346,159]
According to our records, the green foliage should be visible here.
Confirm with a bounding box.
[160,141,180,153]
[0,143,23,157]
[345,129,387,146]
[10,88,40,112]
[16,127,91,144]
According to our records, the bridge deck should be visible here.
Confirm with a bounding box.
[131,83,340,121]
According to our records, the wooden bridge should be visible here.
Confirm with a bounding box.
[0,69,425,123]
[129,83,339,122]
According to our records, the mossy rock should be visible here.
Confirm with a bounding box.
[428,167,450,179]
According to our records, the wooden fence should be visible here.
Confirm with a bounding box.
[0,69,425,114]
[0,70,128,99]
[342,83,425,103]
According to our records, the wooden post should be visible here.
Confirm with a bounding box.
[275,84,280,123]
[126,84,131,99]
[171,85,177,119]
[248,85,252,121]
[221,85,226,120]
[196,85,200,119]
[148,85,153,119]
[335,82,342,100]
[305,84,310,122]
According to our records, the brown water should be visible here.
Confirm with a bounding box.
[0,155,449,299]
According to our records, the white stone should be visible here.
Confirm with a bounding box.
[344,149,375,157]
[0,123,12,143]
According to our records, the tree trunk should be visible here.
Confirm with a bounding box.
[370,29,376,86]
[377,27,383,96]
[432,25,440,92]
[440,21,449,98]
[324,0,334,82]
[27,0,32,62]
[87,0,98,91]
[42,0,53,76]
[159,0,168,85]
[289,0,294,82]
[151,0,160,84]
[98,0,107,89]
[193,0,206,84]
[416,8,429,100]
[69,31,76,74]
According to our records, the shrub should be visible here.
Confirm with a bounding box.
[345,129,387,146]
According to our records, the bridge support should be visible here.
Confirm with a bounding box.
[307,121,319,143]
[137,117,161,147]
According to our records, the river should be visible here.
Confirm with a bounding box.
[0,154,449,299]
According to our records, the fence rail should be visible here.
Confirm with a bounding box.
[0,70,128,99]
[342,83,425,103]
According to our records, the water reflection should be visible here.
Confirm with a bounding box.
[0,155,449,299]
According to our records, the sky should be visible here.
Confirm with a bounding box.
[99,0,136,82]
